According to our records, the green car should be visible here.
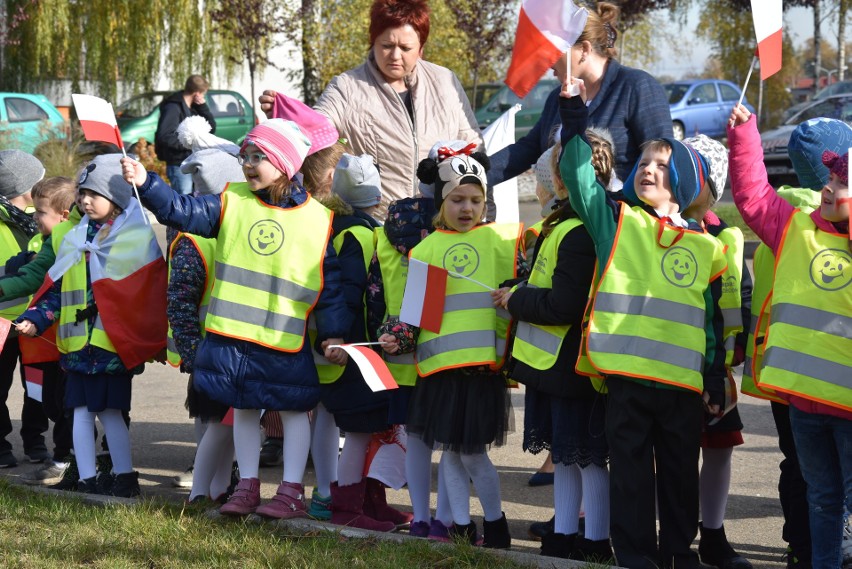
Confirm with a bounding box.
[474,79,559,141]
[116,90,255,149]
[0,92,67,153]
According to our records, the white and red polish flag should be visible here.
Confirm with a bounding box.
[24,366,43,402]
[750,0,783,80]
[71,94,124,148]
[400,258,447,333]
[333,344,399,392]
[505,0,588,98]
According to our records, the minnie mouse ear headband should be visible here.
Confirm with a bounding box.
[418,140,479,198]
[416,144,489,211]
[270,93,339,155]
[822,150,849,185]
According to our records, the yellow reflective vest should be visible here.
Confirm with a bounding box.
[715,227,744,366]
[411,223,522,377]
[166,233,216,368]
[585,206,727,393]
[757,211,852,412]
[0,209,31,321]
[205,183,333,351]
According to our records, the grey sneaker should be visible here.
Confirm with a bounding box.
[171,465,193,488]
[21,461,69,485]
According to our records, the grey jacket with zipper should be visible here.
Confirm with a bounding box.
[315,54,481,219]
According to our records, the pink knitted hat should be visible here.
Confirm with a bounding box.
[822,150,849,186]
[272,93,339,155]
[241,119,311,180]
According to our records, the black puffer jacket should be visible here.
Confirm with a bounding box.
[154,91,216,165]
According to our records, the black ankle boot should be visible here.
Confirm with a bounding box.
[77,475,99,494]
[571,536,615,563]
[482,512,511,549]
[540,532,577,558]
[449,521,481,545]
[111,471,141,498]
[698,523,753,569]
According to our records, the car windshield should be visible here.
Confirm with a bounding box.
[664,84,689,105]
[790,97,852,124]
[815,81,852,100]
[116,93,166,119]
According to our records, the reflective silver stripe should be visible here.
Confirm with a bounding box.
[0,298,25,310]
[386,352,415,365]
[418,330,496,361]
[764,346,852,390]
[215,262,317,305]
[93,316,107,333]
[721,307,742,328]
[595,292,705,328]
[496,337,508,357]
[58,321,82,341]
[515,321,561,355]
[167,335,178,354]
[742,355,753,377]
[496,307,511,321]
[207,298,306,335]
[724,336,736,352]
[198,304,209,324]
[588,333,704,372]
[444,292,492,313]
[772,303,852,337]
[60,290,86,307]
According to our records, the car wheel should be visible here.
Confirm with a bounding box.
[672,121,685,140]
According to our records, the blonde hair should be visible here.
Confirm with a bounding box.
[301,140,349,195]
[432,185,486,230]
[30,177,76,213]
[577,1,620,60]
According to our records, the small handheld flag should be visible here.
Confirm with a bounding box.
[24,366,43,403]
[328,344,399,392]
[400,258,448,333]
[0,318,10,346]
[749,0,782,80]
[71,94,124,149]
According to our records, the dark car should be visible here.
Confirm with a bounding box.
[116,90,255,149]
[762,93,852,187]
[664,79,755,140]
[474,79,560,141]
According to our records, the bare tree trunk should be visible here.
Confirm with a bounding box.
[301,0,322,106]
[814,0,822,91]
[839,0,848,80]
[249,59,257,123]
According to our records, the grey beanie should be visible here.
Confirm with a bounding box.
[77,154,132,211]
[683,134,728,201]
[180,149,244,196]
[0,150,45,199]
[332,154,381,208]
[788,118,852,191]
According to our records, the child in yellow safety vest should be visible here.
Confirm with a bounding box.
[500,130,616,562]
[558,77,728,568]
[122,116,349,519]
[379,148,526,548]
[728,105,852,569]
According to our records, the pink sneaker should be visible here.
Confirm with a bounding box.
[219,478,260,516]
[255,481,308,520]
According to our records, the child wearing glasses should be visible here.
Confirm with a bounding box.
[121,116,350,519]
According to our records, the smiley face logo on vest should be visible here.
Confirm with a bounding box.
[809,248,852,291]
[248,219,284,256]
[661,246,698,288]
[443,243,480,278]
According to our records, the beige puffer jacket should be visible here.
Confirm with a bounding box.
[315,54,482,220]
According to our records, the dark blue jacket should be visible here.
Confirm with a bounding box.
[137,172,349,411]
[488,59,673,185]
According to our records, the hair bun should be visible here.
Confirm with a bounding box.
[416,158,439,184]
[470,151,491,173]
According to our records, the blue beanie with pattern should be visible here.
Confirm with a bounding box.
[788,118,852,191]
[622,138,709,212]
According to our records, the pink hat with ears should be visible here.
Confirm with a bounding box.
[271,93,339,155]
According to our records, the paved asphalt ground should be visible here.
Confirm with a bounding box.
[0,194,791,567]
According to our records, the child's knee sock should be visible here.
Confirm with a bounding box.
[442,451,472,525]
[554,462,582,535]
[310,404,340,495]
[73,407,97,480]
[580,463,610,540]
[99,409,132,474]
[280,411,311,484]
[233,409,262,479]
[459,452,502,522]
[190,421,233,500]
[338,432,370,487]
[700,446,733,529]
[405,433,433,524]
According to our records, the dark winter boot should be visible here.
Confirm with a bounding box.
[110,471,141,498]
[329,481,396,532]
[449,521,482,545]
[571,536,615,564]
[540,532,577,558]
[699,523,753,569]
[363,477,413,528]
[76,475,99,494]
[482,512,511,549]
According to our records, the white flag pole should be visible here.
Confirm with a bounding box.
[737,56,757,108]
[114,125,150,226]
[447,270,495,290]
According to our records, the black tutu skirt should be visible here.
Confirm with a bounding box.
[65,371,132,412]
[405,369,512,454]
[186,374,230,423]
[523,385,608,468]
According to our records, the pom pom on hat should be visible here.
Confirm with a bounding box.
[788,118,852,190]
[177,116,241,154]
[77,153,132,211]
[682,134,727,201]
[623,138,709,212]
[271,93,339,155]
[822,150,848,185]
[0,150,45,199]
[332,154,382,208]
[242,119,312,180]
[180,149,245,196]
